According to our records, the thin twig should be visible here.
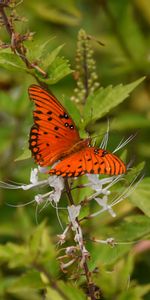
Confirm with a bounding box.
[0,4,13,36]
[0,2,47,77]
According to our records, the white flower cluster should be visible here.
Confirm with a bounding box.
[0,166,142,219]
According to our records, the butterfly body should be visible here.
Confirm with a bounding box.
[29,85,126,177]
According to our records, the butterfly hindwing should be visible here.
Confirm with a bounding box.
[49,147,126,177]
[29,85,80,166]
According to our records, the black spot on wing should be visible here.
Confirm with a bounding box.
[69,125,74,129]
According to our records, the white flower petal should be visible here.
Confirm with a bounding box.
[68,205,81,225]
[30,168,38,184]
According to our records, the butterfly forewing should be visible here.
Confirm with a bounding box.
[49,147,126,177]
[29,85,80,166]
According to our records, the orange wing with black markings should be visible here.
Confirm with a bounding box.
[29,85,126,177]
[29,85,80,166]
[49,147,126,177]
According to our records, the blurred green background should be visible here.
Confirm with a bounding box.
[0,1,150,299]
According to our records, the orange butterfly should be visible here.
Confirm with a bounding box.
[29,85,126,177]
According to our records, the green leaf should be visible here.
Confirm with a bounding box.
[0,52,26,71]
[15,147,31,161]
[46,283,85,300]
[28,222,58,276]
[45,287,64,300]
[112,215,150,241]
[8,270,44,290]
[0,243,29,268]
[58,281,86,300]
[0,276,17,297]
[30,1,81,26]
[25,36,56,62]
[118,4,147,62]
[129,177,150,216]
[42,44,65,69]
[29,222,48,256]
[89,243,131,269]
[89,215,150,268]
[111,112,150,131]
[125,161,145,182]
[37,56,72,84]
[82,77,145,128]
[7,287,42,300]
[117,284,150,300]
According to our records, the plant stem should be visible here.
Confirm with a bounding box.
[0,2,47,77]
[64,178,97,300]
[64,178,74,205]
[82,41,89,104]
